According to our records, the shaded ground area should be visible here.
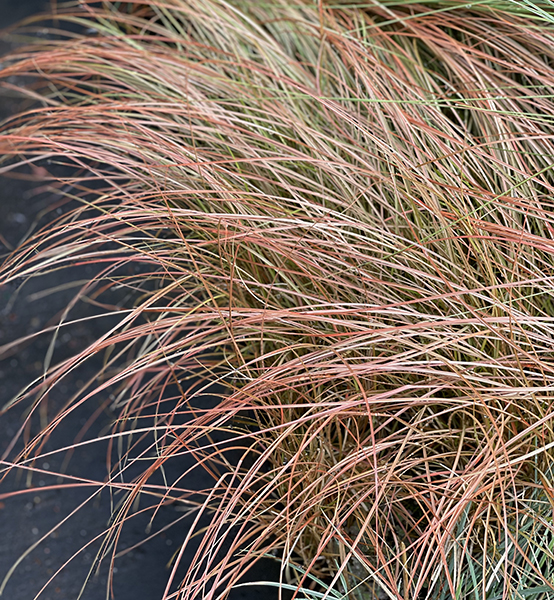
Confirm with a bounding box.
[0,2,281,598]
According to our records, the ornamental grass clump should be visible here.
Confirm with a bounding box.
[3,0,554,598]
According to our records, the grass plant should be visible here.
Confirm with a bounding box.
[3,0,554,598]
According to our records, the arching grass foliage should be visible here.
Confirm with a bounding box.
[4,1,554,598]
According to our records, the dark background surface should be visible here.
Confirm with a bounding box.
[0,2,280,598]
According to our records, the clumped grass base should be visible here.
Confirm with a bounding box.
[3,1,554,598]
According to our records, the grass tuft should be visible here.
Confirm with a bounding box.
[4,1,554,598]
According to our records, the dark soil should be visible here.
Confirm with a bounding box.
[0,2,281,598]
